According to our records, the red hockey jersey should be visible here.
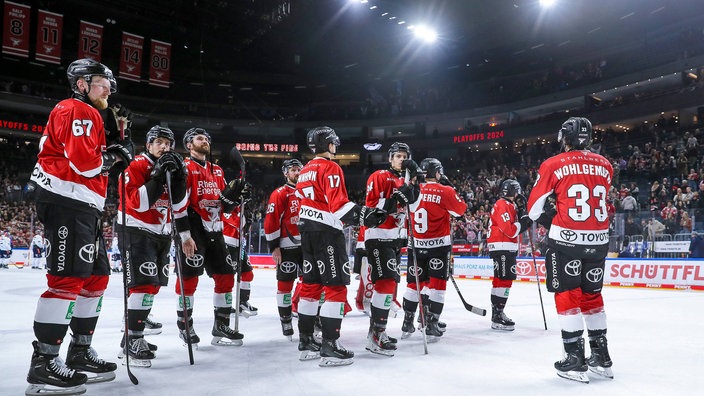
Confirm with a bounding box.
[116,154,187,235]
[30,98,109,210]
[527,150,613,250]
[222,206,243,247]
[364,169,407,241]
[409,182,467,248]
[295,157,357,232]
[487,198,520,252]
[264,183,301,248]
[174,158,226,232]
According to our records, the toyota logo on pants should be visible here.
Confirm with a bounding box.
[186,254,204,268]
[342,261,352,275]
[428,258,444,271]
[302,260,312,273]
[58,226,69,240]
[78,244,95,263]
[586,267,603,283]
[139,262,158,277]
[280,261,297,273]
[564,259,581,277]
[317,260,326,275]
[408,265,423,277]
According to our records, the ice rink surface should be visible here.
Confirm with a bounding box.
[1,267,702,396]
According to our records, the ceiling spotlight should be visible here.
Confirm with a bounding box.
[413,25,437,43]
[540,0,557,7]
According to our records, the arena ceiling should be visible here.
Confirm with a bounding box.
[50,0,704,87]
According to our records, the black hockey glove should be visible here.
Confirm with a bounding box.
[514,193,527,212]
[518,214,533,234]
[392,184,419,206]
[220,179,249,212]
[106,138,135,164]
[536,195,557,230]
[438,174,455,188]
[151,152,181,180]
[359,206,388,228]
[401,159,421,179]
[104,104,132,145]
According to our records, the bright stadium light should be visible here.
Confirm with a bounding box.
[413,25,437,43]
[540,0,557,7]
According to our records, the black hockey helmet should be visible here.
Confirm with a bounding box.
[420,158,444,180]
[67,58,117,94]
[146,125,175,149]
[281,158,303,174]
[307,126,340,154]
[182,127,211,150]
[388,142,411,161]
[558,117,592,151]
[500,178,522,198]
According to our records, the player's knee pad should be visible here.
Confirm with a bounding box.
[240,270,254,282]
[492,278,513,288]
[177,276,199,295]
[323,285,347,302]
[374,278,396,294]
[580,292,604,314]
[554,288,582,315]
[213,273,235,293]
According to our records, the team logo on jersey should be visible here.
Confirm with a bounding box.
[515,261,532,276]
[139,262,158,277]
[302,260,312,273]
[58,226,69,240]
[342,260,352,276]
[280,261,297,273]
[317,260,326,275]
[586,267,603,283]
[564,259,582,276]
[186,254,204,268]
[560,230,578,242]
[408,265,423,277]
[78,243,96,263]
[429,257,444,271]
[386,258,399,274]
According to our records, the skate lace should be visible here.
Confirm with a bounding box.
[86,347,108,364]
[49,357,77,378]
[130,338,150,353]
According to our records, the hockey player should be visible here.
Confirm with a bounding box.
[264,158,304,340]
[222,203,259,318]
[295,126,388,366]
[398,158,466,341]
[116,125,188,367]
[527,117,614,383]
[29,232,45,269]
[0,230,12,269]
[487,178,532,331]
[362,142,419,356]
[173,127,249,347]
[26,58,132,394]
[110,236,122,272]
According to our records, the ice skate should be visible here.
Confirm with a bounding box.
[26,341,87,396]
[298,334,321,361]
[401,311,415,339]
[118,337,155,368]
[211,318,244,346]
[65,342,117,383]
[179,326,200,349]
[143,315,163,335]
[239,301,258,317]
[280,315,294,341]
[491,308,515,331]
[319,338,354,367]
[365,326,397,357]
[424,313,444,342]
[587,335,614,379]
[555,338,589,383]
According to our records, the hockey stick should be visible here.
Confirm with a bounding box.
[527,227,548,330]
[165,171,195,364]
[405,169,428,355]
[229,146,246,333]
[118,124,138,384]
[448,274,487,316]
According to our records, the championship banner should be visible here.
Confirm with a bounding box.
[2,1,31,58]
[148,39,171,88]
[35,9,63,64]
[77,20,103,61]
[119,31,144,82]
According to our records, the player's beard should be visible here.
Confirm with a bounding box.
[91,97,108,110]
[192,142,210,156]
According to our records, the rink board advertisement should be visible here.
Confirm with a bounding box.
[9,249,704,290]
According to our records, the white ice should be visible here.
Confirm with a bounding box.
[1,267,702,396]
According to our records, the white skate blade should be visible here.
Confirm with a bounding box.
[142,328,162,336]
[25,383,87,396]
[318,356,354,367]
[181,341,199,350]
[556,369,590,383]
[401,330,414,339]
[365,344,395,357]
[284,334,293,341]
[299,350,320,361]
[589,365,614,379]
[84,371,116,383]
[211,336,243,346]
[120,358,151,368]
[491,323,515,331]
[232,310,252,319]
